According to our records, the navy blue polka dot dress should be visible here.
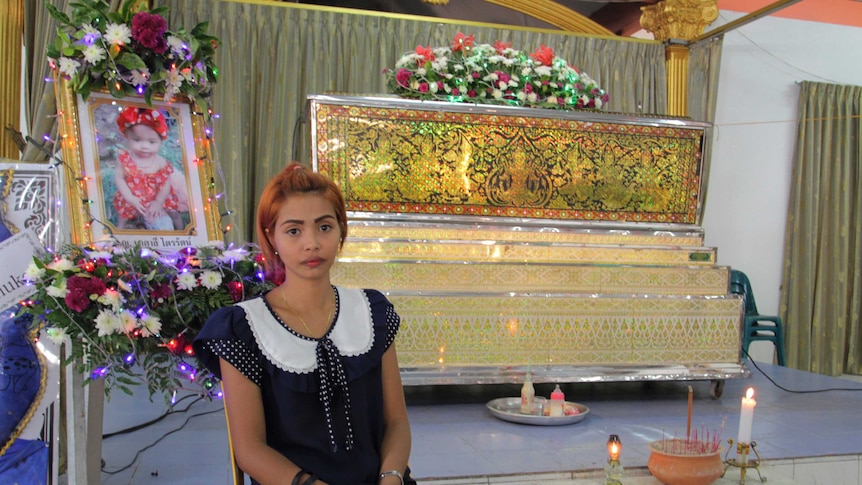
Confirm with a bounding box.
[193,287,411,485]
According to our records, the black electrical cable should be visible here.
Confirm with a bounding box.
[102,394,199,439]
[742,347,862,393]
[101,403,224,475]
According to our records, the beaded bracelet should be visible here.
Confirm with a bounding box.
[379,469,404,485]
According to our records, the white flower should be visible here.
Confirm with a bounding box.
[97,288,122,310]
[416,68,427,76]
[176,272,197,290]
[45,327,68,345]
[95,309,123,337]
[516,91,526,101]
[164,66,183,99]
[502,58,515,66]
[492,89,503,100]
[129,68,150,86]
[82,44,106,65]
[57,57,81,78]
[594,98,603,109]
[218,248,248,263]
[85,250,112,261]
[24,262,45,282]
[497,81,507,90]
[47,258,75,272]
[453,64,464,72]
[140,314,162,337]
[80,24,101,44]
[203,240,225,250]
[104,23,131,45]
[535,66,552,77]
[199,271,223,290]
[120,311,138,333]
[429,82,439,94]
[167,35,186,56]
[521,67,532,77]
[527,92,538,103]
[47,280,68,298]
[547,95,558,105]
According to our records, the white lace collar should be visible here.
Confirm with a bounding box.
[238,286,374,374]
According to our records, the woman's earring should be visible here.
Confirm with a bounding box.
[274,250,279,256]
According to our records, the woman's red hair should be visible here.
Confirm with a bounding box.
[256,163,347,282]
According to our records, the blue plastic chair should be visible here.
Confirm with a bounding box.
[729,269,786,366]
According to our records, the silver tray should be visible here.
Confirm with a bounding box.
[486,397,590,426]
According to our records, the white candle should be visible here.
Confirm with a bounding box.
[737,387,756,444]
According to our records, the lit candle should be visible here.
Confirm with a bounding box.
[737,387,756,444]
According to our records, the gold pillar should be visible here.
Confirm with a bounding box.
[640,0,718,117]
[0,0,24,159]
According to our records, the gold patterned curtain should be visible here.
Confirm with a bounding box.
[782,81,862,376]
[160,0,668,242]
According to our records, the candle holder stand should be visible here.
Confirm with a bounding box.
[722,439,766,484]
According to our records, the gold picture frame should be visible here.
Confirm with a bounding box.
[55,79,220,250]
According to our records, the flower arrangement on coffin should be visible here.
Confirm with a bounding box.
[45,0,219,116]
[384,32,610,110]
[21,241,273,400]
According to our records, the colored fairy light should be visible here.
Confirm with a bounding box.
[136,86,144,94]
[124,353,135,365]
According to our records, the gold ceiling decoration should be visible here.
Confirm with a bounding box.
[640,0,719,42]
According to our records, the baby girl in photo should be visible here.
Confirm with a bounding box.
[112,107,190,231]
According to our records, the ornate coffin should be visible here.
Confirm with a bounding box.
[310,95,746,390]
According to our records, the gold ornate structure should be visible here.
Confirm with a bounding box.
[313,95,745,393]
[640,0,719,117]
[0,0,23,159]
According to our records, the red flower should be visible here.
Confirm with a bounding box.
[493,41,512,55]
[414,45,435,64]
[396,68,411,87]
[131,12,168,54]
[149,283,172,301]
[530,44,555,66]
[451,33,475,52]
[64,275,107,312]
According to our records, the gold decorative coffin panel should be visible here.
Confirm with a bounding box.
[348,224,705,247]
[340,240,715,266]
[333,262,729,296]
[310,95,710,225]
[391,294,741,368]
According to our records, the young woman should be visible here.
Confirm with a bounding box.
[193,163,413,485]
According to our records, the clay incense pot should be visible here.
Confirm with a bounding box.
[647,439,724,485]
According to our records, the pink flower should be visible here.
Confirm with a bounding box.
[523,84,533,94]
[452,88,461,96]
[467,89,477,97]
[396,68,411,87]
[419,82,429,93]
[131,12,168,54]
[149,283,172,301]
[496,71,511,84]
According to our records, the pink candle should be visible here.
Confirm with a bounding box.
[737,387,756,444]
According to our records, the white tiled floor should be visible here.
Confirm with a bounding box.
[93,362,862,484]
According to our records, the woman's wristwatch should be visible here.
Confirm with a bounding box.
[379,469,404,485]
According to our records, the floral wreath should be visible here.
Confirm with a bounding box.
[22,241,274,400]
[384,33,609,110]
[45,0,220,117]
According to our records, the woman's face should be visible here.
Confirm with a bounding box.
[270,192,342,284]
[125,124,163,160]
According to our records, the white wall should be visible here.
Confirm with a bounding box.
[702,12,862,361]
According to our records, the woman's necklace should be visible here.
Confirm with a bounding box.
[281,286,334,338]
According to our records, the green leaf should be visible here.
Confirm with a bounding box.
[45,4,72,26]
[115,52,147,71]
[191,21,210,38]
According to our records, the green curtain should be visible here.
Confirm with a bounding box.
[688,36,723,225]
[161,0,669,243]
[782,81,862,376]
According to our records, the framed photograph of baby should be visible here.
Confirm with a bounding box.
[55,85,221,250]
